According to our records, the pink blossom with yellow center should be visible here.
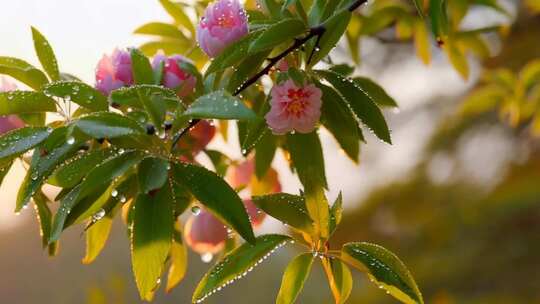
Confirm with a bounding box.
[196,0,249,58]
[95,48,133,95]
[152,53,197,97]
[184,209,228,254]
[265,80,322,135]
[0,78,24,134]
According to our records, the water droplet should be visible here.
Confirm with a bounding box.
[92,209,106,221]
[111,189,118,197]
[191,206,201,215]
[201,252,213,263]
[119,195,126,203]
[66,136,75,145]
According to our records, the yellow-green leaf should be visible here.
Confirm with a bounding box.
[31,27,60,81]
[165,222,188,293]
[276,253,314,304]
[342,242,423,304]
[131,183,174,300]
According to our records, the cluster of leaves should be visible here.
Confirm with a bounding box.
[460,59,540,134]
[137,0,510,81]
[1,0,519,303]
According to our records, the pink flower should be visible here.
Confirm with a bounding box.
[95,48,133,95]
[0,78,24,134]
[265,80,322,135]
[184,209,228,254]
[196,0,249,58]
[152,53,197,97]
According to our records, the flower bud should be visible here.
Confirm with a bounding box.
[95,48,133,95]
[196,0,249,58]
[265,80,322,135]
[226,158,281,194]
[0,78,24,134]
[244,198,266,228]
[152,53,197,97]
[184,209,228,254]
[177,120,216,156]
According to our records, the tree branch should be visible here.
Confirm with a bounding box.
[170,0,368,152]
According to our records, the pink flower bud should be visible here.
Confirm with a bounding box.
[196,0,249,58]
[184,209,228,254]
[0,78,24,134]
[265,80,322,135]
[226,158,281,194]
[95,48,133,95]
[152,53,197,97]
[244,198,266,228]
[177,120,216,155]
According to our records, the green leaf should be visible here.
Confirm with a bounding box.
[158,0,195,34]
[82,206,115,264]
[341,242,424,304]
[0,91,56,115]
[323,258,353,304]
[308,10,351,66]
[276,253,314,304]
[170,162,256,244]
[138,89,167,128]
[183,90,258,120]
[226,51,270,93]
[31,27,60,81]
[319,84,362,162]
[252,193,314,233]
[0,160,13,187]
[204,149,231,177]
[249,19,307,53]
[32,190,54,249]
[0,127,50,161]
[353,77,398,108]
[329,64,355,77]
[134,22,186,40]
[50,151,143,240]
[254,131,277,179]
[16,128,83,211]
[429,0,449,42]
[192,234,292,303]
[48,148,116,188]
[110,84,180,109]
[286,132,329,238]
[42,81,108,111]
[166,223,188,293]
[138,157,169,194]
[0,57,49,90]
[205,32,262,75]
[73,112,145,139]
[130,48,155,85]
[412,0,425,17]
[259,0,283,19]
[132,183,174,300]
[286,132,327,189]
[317,70,392,144]
[329,192,343,236]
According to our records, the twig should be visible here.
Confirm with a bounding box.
[170,0,368,152]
